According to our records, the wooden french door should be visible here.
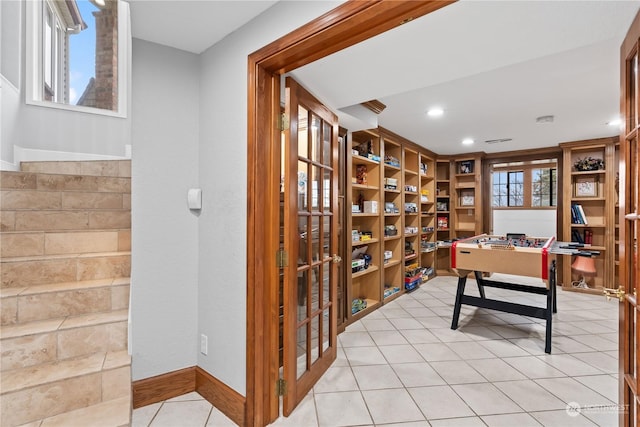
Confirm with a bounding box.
[282,77,339,416]
[620,10,640,426]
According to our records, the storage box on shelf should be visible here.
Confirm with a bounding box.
[560,137,618,294]
[452,155,483,240]
[435,159,452,274]
[349,130,382,316]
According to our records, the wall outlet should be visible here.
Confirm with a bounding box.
[200,334,208,355]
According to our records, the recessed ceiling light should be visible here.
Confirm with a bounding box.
[462,138,474,146]
[427,107,444,117]
[607,118,621,127]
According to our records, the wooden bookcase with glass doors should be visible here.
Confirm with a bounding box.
[346,127,436,320]
[559,137,618,294]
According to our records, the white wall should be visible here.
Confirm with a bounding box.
[492,209,557,237]
[130,39,200,380]
[197,0,342,395]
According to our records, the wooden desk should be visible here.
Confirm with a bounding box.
[450,234,557,353]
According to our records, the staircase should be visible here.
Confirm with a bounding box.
[0,160,132,427]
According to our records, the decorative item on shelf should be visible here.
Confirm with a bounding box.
[574,176,598,197]
[384,202,399,213]
[404,202,418,213]
[405,226,418,235]
[405,184,417,192]
[437,216,448,229]
[573,156,604,171]
[356,164,367,185]
[384,225,398,236]
[351,298,367,314]
[459,190,474,206]
[420,162,428,175]
[384,155,400,168]
[571,252,597,289]
[436,201,448,211]
[352,230,360,242]
[421,189,429,202]
[404,241,415,256]
[384,177,398,190]
[363,201,378,213]
[384,250,393,264]
[351,245,371,273]
[355,140,373,158]
[459,160,473,174]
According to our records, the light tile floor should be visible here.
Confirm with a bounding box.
[133,274,620,427]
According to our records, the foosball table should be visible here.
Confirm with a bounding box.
[450,234,557,353]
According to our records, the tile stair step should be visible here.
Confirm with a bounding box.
[1,309,129,371]
[39,396,131,427]
[1,251,131,289]
[0,350,131,426]
[1,209,131,232]
[0,170,130,193]
[1,189,129,211]
[1,277,130,326]
[0,230,130,258]
[19,160,131,178]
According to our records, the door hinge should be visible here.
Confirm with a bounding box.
[276,378,287,396]
[276,249,289,268]
[280,113,289,131]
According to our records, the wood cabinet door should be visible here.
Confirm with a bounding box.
[282,77,339,416]
[619,9,640,425]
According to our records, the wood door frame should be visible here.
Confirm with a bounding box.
[246,1,455,426]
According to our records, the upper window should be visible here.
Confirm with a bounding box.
[492,161,557,208]
[492,170,524,207]
[26,0,128,117]
[532,168,557,207]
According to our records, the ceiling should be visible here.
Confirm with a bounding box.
[127,0,640,155]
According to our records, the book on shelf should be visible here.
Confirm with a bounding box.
[571,203,588,225]
[584,229,593,245]
[571,229,584,244]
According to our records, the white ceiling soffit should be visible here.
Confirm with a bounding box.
[126,0,278,54]
[290,0,640,154]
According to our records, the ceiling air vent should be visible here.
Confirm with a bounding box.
[484,138,512,144]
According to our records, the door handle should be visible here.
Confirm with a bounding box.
[332,254,342,264]
[603,286,635,302]
[625,212,639,221]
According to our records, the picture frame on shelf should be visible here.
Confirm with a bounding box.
[574,177,598,197]
[460,190,474,206]
[459,160,473,174]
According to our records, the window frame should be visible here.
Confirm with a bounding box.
[25,0,129,118]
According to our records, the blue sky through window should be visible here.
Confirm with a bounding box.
[69,0,98,104]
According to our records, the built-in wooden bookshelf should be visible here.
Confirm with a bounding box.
[382,136,404,302]
[419,152,436,284]
[560,137,618,294]
[346,128,441,323]
[348,130,382,318]
[452,154,483,240]
[435,159,452,275]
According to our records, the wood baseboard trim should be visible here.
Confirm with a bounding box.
[131,366,245,425]
[132,367,196,409]
[196,366,246,427]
